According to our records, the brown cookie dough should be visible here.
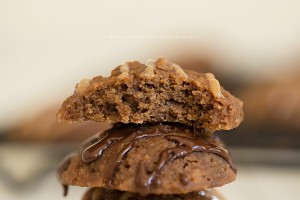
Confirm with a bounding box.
[82,188,225,200]
[57,58,243,132]
[58,124,236,196]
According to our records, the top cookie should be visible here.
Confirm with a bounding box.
[57,58,243,132]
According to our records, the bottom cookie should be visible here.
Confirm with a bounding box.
[82,188,225,200]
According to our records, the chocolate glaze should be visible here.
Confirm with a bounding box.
[165,135,236,172]
[107,127,164,185]
[79,123,235,196]
[179,173,190,186]
[57,152,77,196]
[135,146,192,195]
[107,143,133,186]
[82,126,136,163]
[134,134,235,196]
[80,134,99,151]
[82,124,192,163]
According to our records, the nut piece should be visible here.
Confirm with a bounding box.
[172,64,188,79]
[118,63,130,80]
[140,65,155,79]
[76,78,91,95]
[205,73,224,98]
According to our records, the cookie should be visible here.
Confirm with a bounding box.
[58,124,236,196]
[82,188,225,200]
[57,58,243,132]
[9,107,111,142]
[240,74,300,129]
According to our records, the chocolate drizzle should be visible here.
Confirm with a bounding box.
[82,126,135,163]
[134,134,235,195]
[79,124,235,196]
[107,127,164,185]
[135,145,192,195]
[57,152,77,196]
[107,143,133,186]
[179,173,190,186]
[165,135,236,172]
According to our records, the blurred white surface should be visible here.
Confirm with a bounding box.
[221,165,300,200]
[1,165,299,200]
[1,0,300,128]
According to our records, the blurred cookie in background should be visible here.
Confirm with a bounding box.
[242,71,300,129]
[221,67,300,149]
[6,107,111,143]
[0,107,111,192]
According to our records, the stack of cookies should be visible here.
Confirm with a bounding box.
[57,58,243,200]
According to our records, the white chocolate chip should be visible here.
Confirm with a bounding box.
[140,65,155,79]
[76,78,91,95]
[205,73,224,98]
[117,63,130,80]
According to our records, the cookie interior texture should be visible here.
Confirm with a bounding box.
[58,124,236,195]
[82,188,225,200]
[57,58,243,132]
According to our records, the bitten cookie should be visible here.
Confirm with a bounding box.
[58,124,236,196]
[57,58,243,132]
